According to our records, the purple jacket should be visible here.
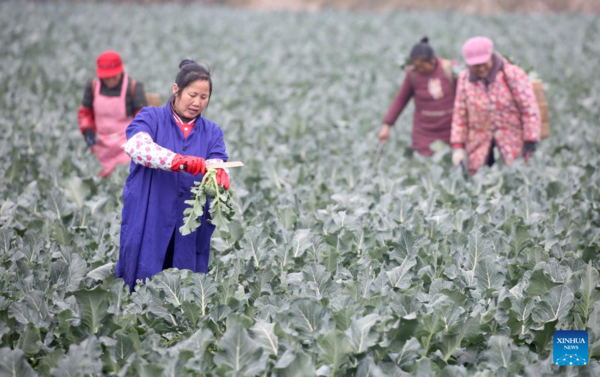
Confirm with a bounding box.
[116,104,228,290]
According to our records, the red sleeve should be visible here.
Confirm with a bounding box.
[383,69,414,126]
[77,105,95,133]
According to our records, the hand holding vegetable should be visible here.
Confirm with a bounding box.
[180,168,234,236]
[171,155,207,176]
[216,168,230,190]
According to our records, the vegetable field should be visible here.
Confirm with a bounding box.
[1,3,600,376]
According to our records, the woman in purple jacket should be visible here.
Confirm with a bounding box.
[116,60,230,290]
[379,38,458,156]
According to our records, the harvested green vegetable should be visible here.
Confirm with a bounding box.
[180,169,234,235]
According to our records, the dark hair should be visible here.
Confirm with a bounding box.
[409,37,435,63]
[174,59,212,99]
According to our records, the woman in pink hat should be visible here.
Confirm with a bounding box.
[379,37,459,156]
[77,51,148,177]
[450,37,541,174]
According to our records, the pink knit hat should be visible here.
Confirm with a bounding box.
[462,37,494,66]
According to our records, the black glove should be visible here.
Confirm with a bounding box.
[84,128,96,147]
[523,141,536,161]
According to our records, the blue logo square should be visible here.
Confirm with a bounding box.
[553,330,588,366]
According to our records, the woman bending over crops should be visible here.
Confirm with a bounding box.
[379,37,459,156]
[77,51,148,177]
[451,37,541,174]
[116,60,230,291]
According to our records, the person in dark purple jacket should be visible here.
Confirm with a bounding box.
[116,60,230,291]
[379,37,458,156]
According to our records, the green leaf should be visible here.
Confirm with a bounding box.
[386,256,416,290]
[302,263,333,299]
[86,262,114,282]
[507,297,535,336]
[333,306,355,331]
[149,270,188,308]
[475,260,505,295]
[174,328,215,355]
[389,293,420,320]
[51,337,103,377]
[527,269,560,297]
[289,298,326,336]
[464,230,493,271]
[440,315,480,362]
[250,319,279,356]
[66,253,88,292]
[390,227,416,260]
[0,348,36,377]
[16,323,41,357]
[278,207,297,230]
[532,320,557,354]
[8,290,50,328]
[346,313,380,354]
[110,332,135,365]
[291,229,313,258]
[214,323,266,376]
[192,274,217,316]
[317,329,351,373]
[62,176,91,210]
[391,337,421,368]
[575,262,600,323]
[508,220,531,258]
[416,303,447,354]
[483,335,517,372]
[532,285,574,323]
[276,350,316,377]
[73,286,109,334]
[356,356,386,377]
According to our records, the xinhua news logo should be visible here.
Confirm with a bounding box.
[553,330,588,366]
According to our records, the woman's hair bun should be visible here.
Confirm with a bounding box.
[420,37,429,44]
[179,59,197,69]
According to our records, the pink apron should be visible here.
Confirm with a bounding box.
[91,74,133,177]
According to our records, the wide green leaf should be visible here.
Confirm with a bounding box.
[0,348,36,377]
[346,313,380,354]
[386,256,417,291]
[214,323,266,376]
[16,323,41,357]
[289,298,326,336]
[532,285,574,323]
[317,329,351,373]
[575,262,600,323]
[73,286,109,334]
[250,319,279,356]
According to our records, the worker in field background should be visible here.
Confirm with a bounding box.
[379,37,459,156]
[77,51,148,177]
[451,37,541,174]
[116,60,230,291]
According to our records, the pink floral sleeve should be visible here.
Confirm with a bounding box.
[504,65,541,142]
[450,70,469,146]
[122,133,230,176]
[121,132,176,171]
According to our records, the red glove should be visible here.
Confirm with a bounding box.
[216,169,230,190]
[171,155,206,176]
[77,106,95,133]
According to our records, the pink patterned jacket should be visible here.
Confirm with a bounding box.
[450,60,541,174]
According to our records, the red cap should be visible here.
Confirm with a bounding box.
[96,51,124,78]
